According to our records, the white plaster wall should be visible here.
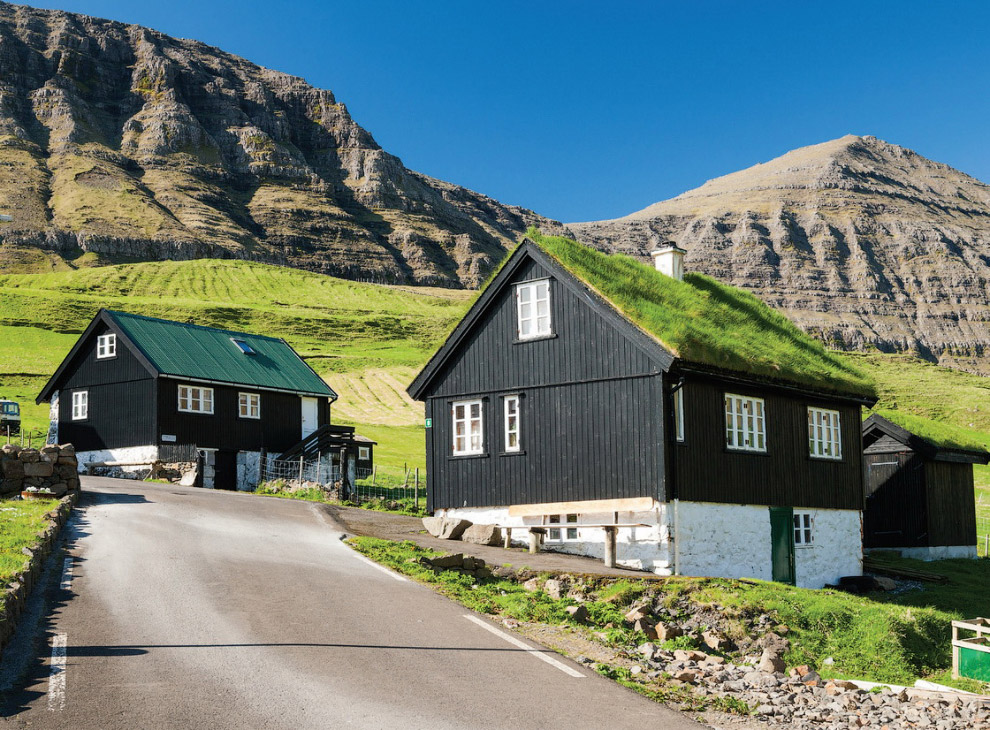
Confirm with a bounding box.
[77,445,160,475]
[793,509,862,589]
[893,545,978,561]
[440,504,673,574]
[236,451,262,492]
[675,502,773,582]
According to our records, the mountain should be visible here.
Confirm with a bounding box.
[0,2,562,286]
[570,135,990,374]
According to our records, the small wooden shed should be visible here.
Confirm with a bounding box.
[862,413,989,560]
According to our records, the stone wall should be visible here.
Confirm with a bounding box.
[0,444,80,498]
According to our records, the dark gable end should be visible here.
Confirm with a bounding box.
[407,240,675,400]
[862,413,990,465]
[37,309,158,403]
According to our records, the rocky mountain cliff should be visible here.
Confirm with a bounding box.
[570,135,990,374]
[0,2,561,285]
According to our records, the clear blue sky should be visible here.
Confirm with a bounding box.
[27,0,990,222]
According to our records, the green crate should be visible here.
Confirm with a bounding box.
[957,637,990,682]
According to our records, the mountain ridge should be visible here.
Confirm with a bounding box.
[0,1,562,285]
[570,135,990,375]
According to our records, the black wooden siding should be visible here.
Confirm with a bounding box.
[426,375,663,511]
[156,379,329,454]
[428,259,665,398]
[670,375,865,510]
[58,321,157,451]
[424,259,668,511]
[924,461,978,547]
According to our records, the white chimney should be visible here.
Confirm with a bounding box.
[650,243,687,281]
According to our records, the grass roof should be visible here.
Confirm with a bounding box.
[526,231,875,397]
[868,409,990,454]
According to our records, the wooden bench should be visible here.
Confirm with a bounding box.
[499,523,651,568]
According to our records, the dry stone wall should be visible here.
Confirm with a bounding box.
[0,444,80,497]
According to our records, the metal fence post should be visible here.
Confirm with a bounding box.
[414,468,420,511]
[298,456,304,484]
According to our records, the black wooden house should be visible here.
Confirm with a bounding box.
[38,310,337,490]
[409,234,877,587]
[863,413,988,560]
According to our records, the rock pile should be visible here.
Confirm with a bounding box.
[628,643,989,729]
[417,553,495,580]
[422,516,503,546]
[0,444,80,497]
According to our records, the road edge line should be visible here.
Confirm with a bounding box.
[340,538,409,582]
[462,614,585,678]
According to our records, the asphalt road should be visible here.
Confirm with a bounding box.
[0,477,702,729]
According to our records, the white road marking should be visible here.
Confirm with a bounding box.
[347,549,409,582]
[462,614,585,678]
[59,557,73,591]
[47,633,67,711]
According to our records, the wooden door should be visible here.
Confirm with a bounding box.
[770,506,795,585]
[214,450,238,491]
[301,397,318,439]
[864,452,927,548]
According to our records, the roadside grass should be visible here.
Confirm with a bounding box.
[0,497,59,584]
[348,536,987,692]
[253,482,425,517]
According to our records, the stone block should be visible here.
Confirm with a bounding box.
[564,605,588,623]
[23,461,54,478]
[40,446,59,463]
[422,516,471,540]
[758,649,786,674]
[18,449,40,463]
[461,523,502,546]
[1,459,24,478]
[429,553,465,569]
[544,579,566,600]
[655,622,683,641]
[58,444,75,456]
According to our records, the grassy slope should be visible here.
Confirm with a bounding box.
[0,260,469,469]
[0,497,59,584]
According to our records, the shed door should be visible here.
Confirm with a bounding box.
[301,397,319,439]
[769,506,795,585]
[864,452,927,548]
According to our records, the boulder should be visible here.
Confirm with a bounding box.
[523,577,542,592]
[674,649,709,662]
[564,605,588,623]
[702,629,727,651]
[544,579,566,600]
[633,618,658,640]
[655,622,683,641]
[758,649,786,674]
[624,605,650,624]
[874,575,897,591]
[462,523,502,546]
[429,553,465,569]
[422,516,471,540]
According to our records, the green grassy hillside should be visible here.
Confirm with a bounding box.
[0,259,472,467]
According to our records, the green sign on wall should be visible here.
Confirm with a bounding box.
[425,418,433,428]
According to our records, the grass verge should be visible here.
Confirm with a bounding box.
[0,496,60,584]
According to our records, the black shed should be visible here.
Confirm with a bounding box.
[862,413,989,560]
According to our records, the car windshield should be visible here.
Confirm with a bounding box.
[1,402,19,416]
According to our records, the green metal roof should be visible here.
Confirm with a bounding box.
[107,310,335,397]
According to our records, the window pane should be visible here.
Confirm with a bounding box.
[519,286,531,303]
[471,403,480,419]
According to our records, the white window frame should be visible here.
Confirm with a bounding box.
[96,333,116,359]
[546,514,579,542]
[793,512,814,547]
[515,279,552,340]
[673,386,685,442]
[178,384,214,415]
[808,406,842,460]
[358,446,370,460]
[238,392,261,420]
[724,393,767,452]
[452,399,484,456]
[503,394,521,453]
[71,391,88,421]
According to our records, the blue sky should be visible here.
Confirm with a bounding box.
[27,1,990,222]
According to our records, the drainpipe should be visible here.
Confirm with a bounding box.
[673,498,681,576]
[666,375,685,576]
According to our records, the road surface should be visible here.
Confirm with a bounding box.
[0,477,701,729]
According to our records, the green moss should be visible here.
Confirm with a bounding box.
[869,409,990,453]
[524,231,874,397]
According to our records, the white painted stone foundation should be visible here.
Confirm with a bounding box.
[76,445,161,477]
[869,545,978,561]
[441,500,863,589]
[236,451,262,491]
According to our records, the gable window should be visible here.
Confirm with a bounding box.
[238,392,261,419]
[503,394,521,452]
[452,399,484,455]
[71,391,88,421]
[547,514,579,541]
[673,387,685,442]
[96,333,116,359]
[793,512,814,546]
[808,407,842,460]
[178,384,214,414]
[725,394,766,452]
[515,279,551,340]
[358,446,370,460]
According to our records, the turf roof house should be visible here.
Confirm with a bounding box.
[409,233,878,589]
[37,310,337,490]
[863,412,989,560]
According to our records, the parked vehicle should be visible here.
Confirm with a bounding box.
[0,399,21,436]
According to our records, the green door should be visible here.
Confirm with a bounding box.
[770,506,795,585]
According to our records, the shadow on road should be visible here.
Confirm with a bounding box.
[62,642,555,656]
